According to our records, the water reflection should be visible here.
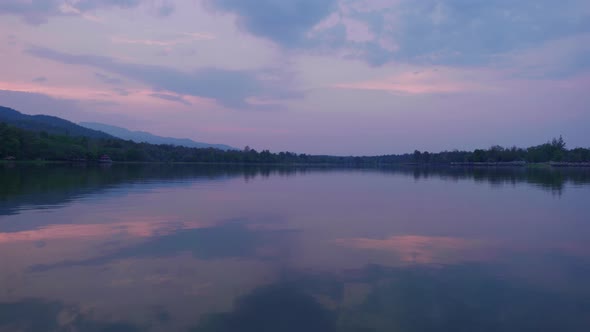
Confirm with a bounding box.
[1,164,589,218]
[187,263,590,332]
[29,222,297,272]
[406,166,590,194]
[334,235,480,264]
[0,164,589,331]
[337,264,590,331]
[191,283,336,332]
[0,299,142,332]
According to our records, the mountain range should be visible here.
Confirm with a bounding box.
[80,122,236,150]
[0,106,112,139]
[0,105,236,150]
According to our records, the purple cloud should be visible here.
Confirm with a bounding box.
[0,0,164,24]
[95,72,124,85]
[149,93,192,106]
[26,46,300,109]
[314,0,590,69]
[32,76,48,83]
[205,0,337,46]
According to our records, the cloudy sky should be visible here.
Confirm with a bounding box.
[1,0,589,155]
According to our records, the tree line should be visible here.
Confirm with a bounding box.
[406,136,590,164]
[1,122,589,164]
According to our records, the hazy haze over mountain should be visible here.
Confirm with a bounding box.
[80,122,236,150]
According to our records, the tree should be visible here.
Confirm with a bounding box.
[551,135,566,150]
[413,150,422,163]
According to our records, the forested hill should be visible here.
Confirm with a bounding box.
[0,106,112,139]
[1,120,589,164]
[0,106,589,164]
[0,121,326,163]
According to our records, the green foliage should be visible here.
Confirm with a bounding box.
[1,122,589,164]
[397,136,587,164]
[0,122,335,163]
[0,106,112,139]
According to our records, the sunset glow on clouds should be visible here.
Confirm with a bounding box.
[1,0,589,154]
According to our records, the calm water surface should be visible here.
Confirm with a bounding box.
[1,164,590,331]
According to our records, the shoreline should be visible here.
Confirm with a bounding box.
[2,160,590,168]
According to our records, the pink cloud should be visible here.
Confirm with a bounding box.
[58,3,105,23]
[245,96,286,106]
[111,32,215,47]
[0,81,124,100]
[341,18,374,42]
[200,125,291,135]
[332,69,485,95]
[329,63,584,97]
[0,81,216,110]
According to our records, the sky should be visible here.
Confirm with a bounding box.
[0,0,589,155]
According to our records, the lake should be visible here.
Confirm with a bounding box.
[1,164,590,331]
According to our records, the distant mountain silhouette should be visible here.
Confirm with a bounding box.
[0,106,112,139]
[79,122,236,150]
